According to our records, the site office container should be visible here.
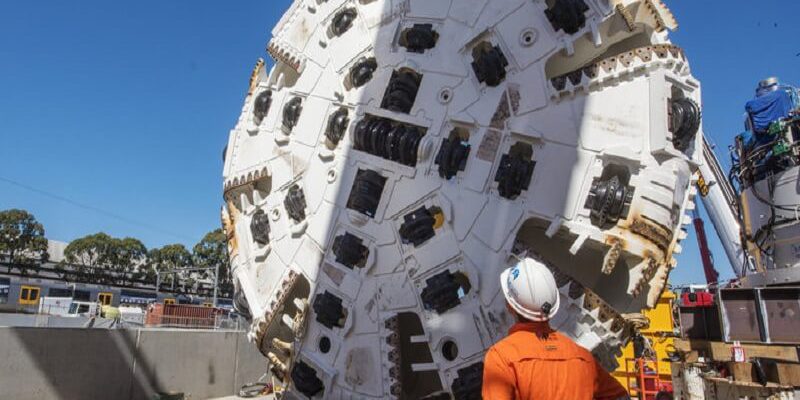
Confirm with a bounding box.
[145,303,219,328]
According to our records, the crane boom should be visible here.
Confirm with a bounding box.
[697,134,748,278]
[691,208,720,284]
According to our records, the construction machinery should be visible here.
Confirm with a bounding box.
[613,290,676,399]
[690,207,719,286]
[669,79,800,398]
[221,0,709,398]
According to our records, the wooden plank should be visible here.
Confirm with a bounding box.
[765,362,800,386]
[674,339,800,363]
[683,350,699,363]
[726,362,754,383]
[704,376,793,390]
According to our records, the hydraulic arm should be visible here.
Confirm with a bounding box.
[696,135,747,278]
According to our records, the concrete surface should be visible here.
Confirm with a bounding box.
[0,327,266,400]
[233,332,269,392]
[0,313,119,328]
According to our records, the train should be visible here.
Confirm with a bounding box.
[0,270,233,314]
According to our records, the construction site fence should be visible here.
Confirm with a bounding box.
[144,314,247,330]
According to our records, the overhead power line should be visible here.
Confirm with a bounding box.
[0,175,198,242]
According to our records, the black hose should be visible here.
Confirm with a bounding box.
[671,98,702,150]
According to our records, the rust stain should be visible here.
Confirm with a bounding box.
[490,93,511,129]
[224,167,269,199]
[631,256,659,298]
[476,130,502,162]
[601,238,623,275]
[222,200,240,257]
[629,217,672,251]
[542,256,631,338]
[616,4,636,31]
[255,270,299,358]
[605,208,682,306]
[248,58,265,95]
[550,44,685,90]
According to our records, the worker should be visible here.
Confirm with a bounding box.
[482,257,629,400]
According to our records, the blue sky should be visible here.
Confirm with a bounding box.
[1,1,798,285]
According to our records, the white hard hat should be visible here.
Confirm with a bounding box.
[500,257,560,322]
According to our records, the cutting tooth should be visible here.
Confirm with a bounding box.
[602,241,622,275]
[247,57,265,95]
[384,316,399,331]
[390,383,402,396]
[600,318,616,333]
[646,263,671,307]
[644,0,678,31]
[587,306,601,320]
[386,332,400,347]
[568,280,585,300]
[267,39,306,73]
[273,337,293,353]
[268,352,288,373]
[628,257,658,298]
[615,4,636,32]
[388,349,400,363]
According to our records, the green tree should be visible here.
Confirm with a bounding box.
[193,229,232,297]
[110,237,147,285]
[0,209,49,274]
[63,233,115,283]
[63,233,147,285]
[148,244,192,290]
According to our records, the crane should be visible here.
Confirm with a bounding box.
[696,135,748,279]
[690,207,720,285]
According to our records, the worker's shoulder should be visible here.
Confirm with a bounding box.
[489,330,595,363]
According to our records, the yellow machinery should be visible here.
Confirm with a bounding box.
[613,290,676,393]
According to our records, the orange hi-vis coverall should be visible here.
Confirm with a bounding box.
[482,321,628,400]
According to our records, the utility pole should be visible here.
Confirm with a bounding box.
[213,263,220,307]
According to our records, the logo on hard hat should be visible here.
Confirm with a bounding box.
[511,267,520,280]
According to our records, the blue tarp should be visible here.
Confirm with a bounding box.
[746,88,795,133]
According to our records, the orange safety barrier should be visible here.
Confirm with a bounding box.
[145,303,219,328]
